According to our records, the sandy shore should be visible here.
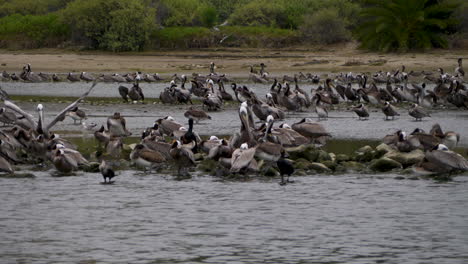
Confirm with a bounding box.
[1,43,467,77]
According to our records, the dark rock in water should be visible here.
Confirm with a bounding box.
[369,158,402,172]
[0,173,35,178]
[198,159,218,173]
[335,154,351,163]
[341,161,366,172]
[288,145,319,162]
[322,160,337,171]
[394,176,405,180]
[82,162,100,173]
[263,167,279,177]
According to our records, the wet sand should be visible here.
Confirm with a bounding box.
[1,44,468,77]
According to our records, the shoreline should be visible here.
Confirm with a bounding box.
[1,45,468,76]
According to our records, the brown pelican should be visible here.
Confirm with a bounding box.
[430,124,460,150]
[119,82,144,103]
[170,140,196,176]
[274,123,310,147]
[111,74,126,83]
[200,136,222,154]
[0,156,13,174]
[156,116,182,136]
[142,136,172,160]
[107,112,132,137]
[38,72,51,82]
[130,144,166,170]
[52,149,78,173]
[291,118,330,145]
[410,128,440,151]
[455,58,464,77]
[230,143,258,173]
[353,104,369,120]
[67,72,80,82]
[94,125,111,145]
[80,72,95,82]
[230,104,257,149]
[409,103,430,121]
[160,86,177,104]
[184,107,211,123]
[0,107,17,125]
[52,74,61,82]
[99,158,115,183]
[66,107,87,124]
[106,137,123,158]
[416,144,468,174]
[382,101,400,120]
[255,116,283,162]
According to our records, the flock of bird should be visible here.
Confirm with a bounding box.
[0,59,467,184]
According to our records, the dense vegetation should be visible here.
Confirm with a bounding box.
[0,0,465,52]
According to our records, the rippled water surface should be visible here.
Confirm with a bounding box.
[1,171,468,264]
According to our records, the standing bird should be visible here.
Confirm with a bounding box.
[277,150,294,185]
[382,101,400,120]
[67,72,81,82]
[455,58,464,77]
[170,140,196,176]
[99,159,115,183]
[130,144,166,170]
[66,107,87,124]
[184,107,211,123]
[409,103,430,121]
[353,104,369,120]
[291,118,330,145]
[107,112,132,137]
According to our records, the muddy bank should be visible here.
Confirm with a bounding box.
[1,46,467,76]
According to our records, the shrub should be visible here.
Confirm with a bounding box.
[300,8,350,44]
[0,0,72,17]
[61,0,156,51]
[0,13,69,48]
[199,5,218,28]
[159,0,201,26]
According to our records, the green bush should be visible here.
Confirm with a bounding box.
[199,5,218,27]
[61,0,156,51]
[0,0,72,17]
[0,13,69,48]
[159,0,201,26]
[300,8,350,44]
[151,27,214,48]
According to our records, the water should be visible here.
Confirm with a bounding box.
[1,81,468,263]
[1,171,468,263]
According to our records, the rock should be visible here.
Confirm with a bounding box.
[125,144,136,151]
[384,149,425,167]
[294,159,312,170]
[335,154,351,163]
[287,145,319,162]
[322,160,337,171]
[357,145,373,153]
[394,176,405,180]
[295,170,307,176]
[355,145,375,162]
[309,162,331,173]
[317,150,332,162]
[329,153,336,162]
[198,159,218,173]
[82,162,100,173]
[376,143,393,155]
[263,167,279,177]
[369,157,402,172]
[341,161,366,172]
